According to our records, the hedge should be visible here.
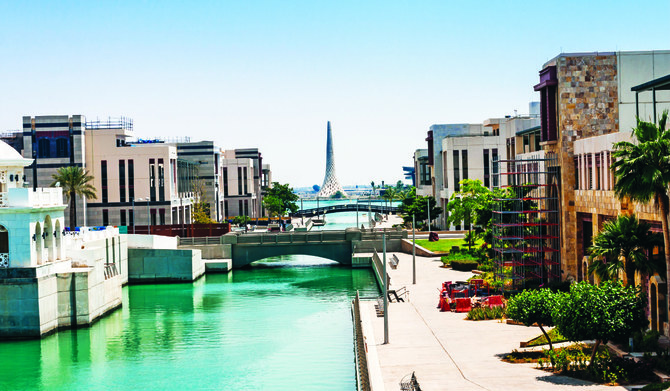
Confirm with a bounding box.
[451,259,479,271]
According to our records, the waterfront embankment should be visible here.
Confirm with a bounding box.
[359,251,631,391]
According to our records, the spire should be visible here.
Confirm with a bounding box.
[317,121,345,198]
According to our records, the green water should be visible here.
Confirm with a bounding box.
[0,256,378,390]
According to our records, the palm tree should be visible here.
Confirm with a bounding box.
[612,111,670,302]
[51,166,97,229]
[588,214,662,286]
[383,187,397,215]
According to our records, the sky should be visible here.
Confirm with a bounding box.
[1,1,669,188]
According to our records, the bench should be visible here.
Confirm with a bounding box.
[374,297,384,317]
[389,254,400,269]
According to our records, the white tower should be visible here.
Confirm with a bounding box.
[317,121,346,198]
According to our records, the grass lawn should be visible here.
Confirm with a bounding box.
[526,328,567,347]
[415,238,483,253]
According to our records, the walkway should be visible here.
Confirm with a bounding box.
[360,251,634,391]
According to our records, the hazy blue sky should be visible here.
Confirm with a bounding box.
[1,1,668,187]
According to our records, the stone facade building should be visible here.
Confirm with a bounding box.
[535,51,670,334]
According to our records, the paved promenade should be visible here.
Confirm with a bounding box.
[360,251,635,391]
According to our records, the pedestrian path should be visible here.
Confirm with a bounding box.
[360,251,634,391]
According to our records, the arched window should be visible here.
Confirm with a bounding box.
[37,138,51,158]
[0,225,8,268]
[56,138,69,158]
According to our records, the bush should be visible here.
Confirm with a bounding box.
[553,281,647,367]
[641,382,670,391]
[451,259,479,271]
[507,289,560,349]
[466,306,505,321]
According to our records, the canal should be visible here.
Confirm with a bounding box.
[0,201,381,390]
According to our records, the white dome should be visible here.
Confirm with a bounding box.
[0,140,32,167]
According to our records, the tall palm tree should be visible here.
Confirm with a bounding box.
[51,166,97,229]
[588,213,662,286]
[383,187,397,214]
[612,111,670,304]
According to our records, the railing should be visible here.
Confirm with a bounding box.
[104,263,119,280]
[0,192,6,207]
[352,291,371,391]
[293,204,400,217]
[177,236,223,246]
[236,231,347,245]
[372,250,391,289]
[0,252,8,268]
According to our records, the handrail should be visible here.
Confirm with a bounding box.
[352,291,372,391]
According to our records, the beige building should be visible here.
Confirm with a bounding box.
[221,149,257,218]
[84,125,194,228]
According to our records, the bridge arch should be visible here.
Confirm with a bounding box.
[232,241,352,268]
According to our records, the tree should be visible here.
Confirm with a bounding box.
[398,187,443,226]
[588,213,662,286]
[51,166,97,229]
[382,187,398,213]
[446,179,492,251]
[552,281,646,367]
[263,182,299,217]
[612,111,670,317]
[191,172,215,224]
[330,190,345,199]
[506,289,560,350]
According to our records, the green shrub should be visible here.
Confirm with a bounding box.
[641,382,670,391]
[507,289,559,349]
[466,306,505,321]
[451,259,479,271]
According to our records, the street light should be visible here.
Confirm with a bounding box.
[412,213,416,285]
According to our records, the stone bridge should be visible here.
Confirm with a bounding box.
[178,228,407,268]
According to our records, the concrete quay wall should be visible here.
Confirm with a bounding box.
[128,248,204,283]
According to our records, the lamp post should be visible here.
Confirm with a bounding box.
[412,213,416,285]
[301,198,304,226]
[383,231,389,344]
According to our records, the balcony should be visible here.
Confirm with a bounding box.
[2,188,64,208]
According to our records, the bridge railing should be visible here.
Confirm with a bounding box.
[178,236,223,246]
[235,230,347,245]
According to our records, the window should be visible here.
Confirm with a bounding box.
[158,159,165,202]
[534,66,558,142]
[119,160,126,202]
[483,149,490,188]
[224,200,229,217]
[461,150,468,181]
[452,151,460,192]
[159,209,165,225]
[37,138,51,158]
[120,210,127,226]
[101,160,108,203]
[150,209,157,226]
[56,138,68,157]
[243,167,248,194]
[238,200,243,216]
[102,209,109,226]
[492,149,499,187]
[223,167,229,196]
[574,156,580,190]
[128,159,135,201]
[237,167,243,195]
[149,159,156,202]
[129,210,134,228]
[244,199,249,216]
